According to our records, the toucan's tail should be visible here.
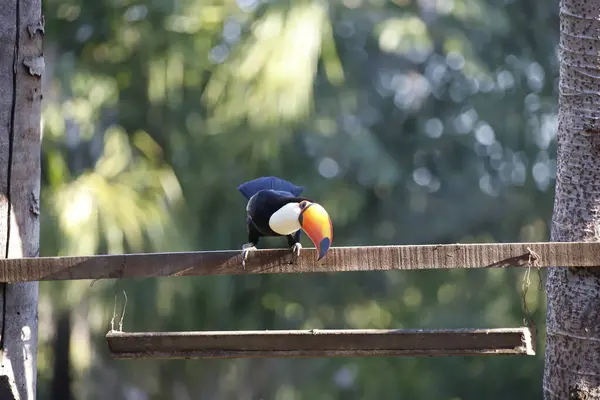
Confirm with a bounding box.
[237,176,304,200]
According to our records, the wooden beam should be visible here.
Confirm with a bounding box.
[0,241,598,282]
[0,241,597,283]
[106,327,535,359]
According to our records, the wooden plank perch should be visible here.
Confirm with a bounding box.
[106,327,535,359]
[1,241,598,283]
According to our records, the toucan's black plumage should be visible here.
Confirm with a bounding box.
[237,176,304,200]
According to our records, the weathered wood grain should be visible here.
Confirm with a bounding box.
[106,327,535,359]
[0,0,43,397]
[0,241,597,283]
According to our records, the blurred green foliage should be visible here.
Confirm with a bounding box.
[37,0,557,398]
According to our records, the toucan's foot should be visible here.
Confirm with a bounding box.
[291,242,302,258]
[241,243,257,269]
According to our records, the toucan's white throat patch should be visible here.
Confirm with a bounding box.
[269,202,302,235]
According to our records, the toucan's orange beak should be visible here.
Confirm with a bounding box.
[299,202,333,260]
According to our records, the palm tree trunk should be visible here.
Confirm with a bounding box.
[544,0,600,398]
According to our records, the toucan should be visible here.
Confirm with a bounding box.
[237,176,333,267]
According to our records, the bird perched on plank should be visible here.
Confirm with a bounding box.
[237,176,333,268]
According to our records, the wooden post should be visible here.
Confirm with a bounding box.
[0,0,43,398]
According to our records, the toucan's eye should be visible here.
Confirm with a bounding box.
[299,201,307,209]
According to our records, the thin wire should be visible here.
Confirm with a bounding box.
[522,247,541,330]
[119,290,128,332]
[110,290,128,332]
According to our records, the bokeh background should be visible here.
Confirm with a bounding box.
[37,0,558,398]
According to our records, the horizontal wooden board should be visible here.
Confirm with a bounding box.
[1,241,598,282]
[106,327,535,359]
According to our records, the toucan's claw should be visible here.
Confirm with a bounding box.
[241,243,257,269]
[291,242,302,258]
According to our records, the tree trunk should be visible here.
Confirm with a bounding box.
[544,0,600,398]
[0,0,43,398]
[51,310,72,400]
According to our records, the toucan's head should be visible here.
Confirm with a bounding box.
[268,197,333,260]
[298,200,333,260]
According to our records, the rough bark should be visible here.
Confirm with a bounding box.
[544,0,600,398]
[0,0,43,398]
